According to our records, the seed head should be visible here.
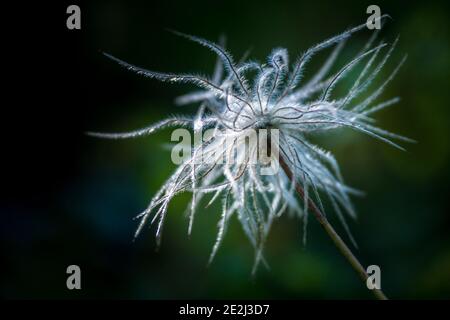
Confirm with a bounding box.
[88,16,411,272]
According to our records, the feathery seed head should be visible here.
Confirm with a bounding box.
[89,16,411,272]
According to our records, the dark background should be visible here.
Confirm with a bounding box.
[2,0,450,299]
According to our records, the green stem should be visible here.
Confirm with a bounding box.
[279,156,388,300]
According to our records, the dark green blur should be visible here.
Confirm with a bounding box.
[6,0,450,299]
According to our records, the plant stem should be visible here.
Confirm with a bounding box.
[279,156,388,300]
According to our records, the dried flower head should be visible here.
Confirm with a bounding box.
[89,16,411,272]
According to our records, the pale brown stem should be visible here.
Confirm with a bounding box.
[279,156,388,300]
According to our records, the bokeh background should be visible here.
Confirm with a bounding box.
[3,0,450,299]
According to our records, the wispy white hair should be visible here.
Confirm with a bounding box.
[88,16,411,273]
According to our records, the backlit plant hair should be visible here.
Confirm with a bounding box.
[88,15,411,299]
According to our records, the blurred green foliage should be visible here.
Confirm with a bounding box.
[5,0,450,299]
